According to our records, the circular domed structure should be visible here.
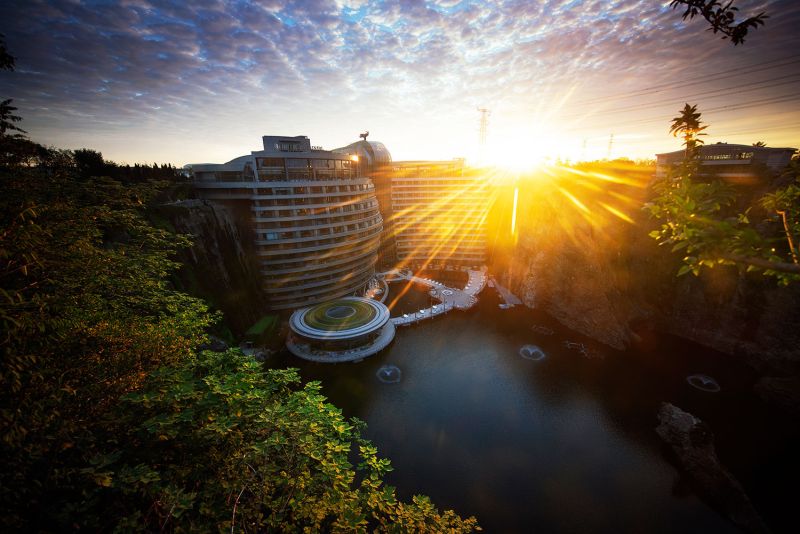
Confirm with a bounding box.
[287,297,395,362]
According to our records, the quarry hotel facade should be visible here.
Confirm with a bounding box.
[189,134,489,312]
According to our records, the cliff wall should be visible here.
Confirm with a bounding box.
[493,166,800,376]
[155,200,270,337]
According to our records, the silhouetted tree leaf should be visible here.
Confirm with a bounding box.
[670,0,767,45]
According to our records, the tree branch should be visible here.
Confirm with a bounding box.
[723,254,800,274]
[231,486,246,534]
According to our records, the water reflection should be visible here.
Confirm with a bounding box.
[269,284,795,533]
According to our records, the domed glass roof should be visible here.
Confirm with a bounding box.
[333,140,392,169]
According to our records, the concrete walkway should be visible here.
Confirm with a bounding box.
[364,275,389,303]
[463,267,488,296]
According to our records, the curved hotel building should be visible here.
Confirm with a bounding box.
[189,135,383,310]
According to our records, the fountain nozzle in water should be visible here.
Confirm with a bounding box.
[519,344,546,361]
[686,374,721,392]
[377,364,402,384]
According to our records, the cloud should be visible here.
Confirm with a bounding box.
[0,0,798,162]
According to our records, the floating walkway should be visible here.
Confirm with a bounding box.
[378,267,487,326]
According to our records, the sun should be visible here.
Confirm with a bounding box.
[480,126,572,173]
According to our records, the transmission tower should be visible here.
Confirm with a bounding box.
[607,133,615,159]
[477,107,491,147]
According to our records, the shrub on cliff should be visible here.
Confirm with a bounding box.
[0,146,477,531]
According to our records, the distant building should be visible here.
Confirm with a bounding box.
[188,135,383,311]
[386,160,489,270]
[656,143,796,184]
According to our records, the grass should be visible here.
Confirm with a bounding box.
[302,299,377,331]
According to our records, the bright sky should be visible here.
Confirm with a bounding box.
[1,1,798,166]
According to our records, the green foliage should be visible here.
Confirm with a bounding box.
[90,350,479,532]
[1,142,477,531]
[0,149,215,529]
[761,165,800,264]
[646,105,800,284]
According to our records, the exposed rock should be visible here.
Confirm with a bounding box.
[754,376,800,417]
[501,196,800,372]
[656,403,771,534]
[155,200,270,336]
[664,270,800,375]
[501,223,647,350]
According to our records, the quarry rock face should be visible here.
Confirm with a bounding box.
[502,212,800,376]
[507,236,636,350]
[157,200,270,336]
[665,270,800,375]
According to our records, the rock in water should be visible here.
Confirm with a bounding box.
[656,403,771,534]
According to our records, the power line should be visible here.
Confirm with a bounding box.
[568,56,800,107]
[560,74,800,121]
[602,121,800,149]
[713,125,800,138]
[566,93,800,131]
[609,125,800,149]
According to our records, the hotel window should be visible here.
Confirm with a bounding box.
[287,158,309,168]
[259,157,285,168]
[278,141,301,152]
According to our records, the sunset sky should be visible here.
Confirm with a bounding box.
[1,0,798,167]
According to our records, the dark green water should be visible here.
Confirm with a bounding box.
[271,285,797,533]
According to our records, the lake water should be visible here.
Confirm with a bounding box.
[270,284,796,533]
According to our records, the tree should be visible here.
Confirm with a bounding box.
[0,103,476,530]
[1,155,218,527]
[669,103,707,159]
[0,148,479,530]
[0,99,26,138]
[646,104,800,284]
[670,1,768,45]
[0,33,14,71]
[0,35,25,139]
[761,161,800,265]
[752,141,767,147]
[73,148,107,178]
[94,350,479,532]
